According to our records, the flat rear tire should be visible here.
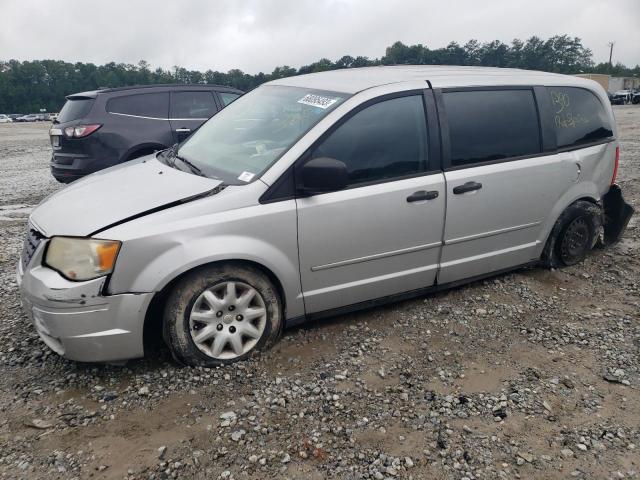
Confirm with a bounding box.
[542,201,601,268]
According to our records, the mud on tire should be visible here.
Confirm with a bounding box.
[163,263,283,367]
[541,200,602,268]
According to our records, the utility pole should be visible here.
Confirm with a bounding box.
[608,41,615,66]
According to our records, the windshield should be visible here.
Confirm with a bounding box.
[176,85,349,184]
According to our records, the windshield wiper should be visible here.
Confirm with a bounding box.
[159,144,178,167]
[160,144,207,177]
[174,155,206,177]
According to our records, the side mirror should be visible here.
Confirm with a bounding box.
[299,157,348,195]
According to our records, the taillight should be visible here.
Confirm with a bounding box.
[611,146,620,185]
[63,124,101,138]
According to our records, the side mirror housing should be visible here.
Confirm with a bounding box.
[299,157,348,195]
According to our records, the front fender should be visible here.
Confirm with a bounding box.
[106,195,304,319]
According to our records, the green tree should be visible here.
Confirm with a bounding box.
[0,36,631,113]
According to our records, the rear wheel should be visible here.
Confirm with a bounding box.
[542,201,601,268]
[163,263,283,367]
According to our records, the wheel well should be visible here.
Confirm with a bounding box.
[124,144,166,162]
[541,196,602,268]
[574,196,599,206]
[142,260,287,352]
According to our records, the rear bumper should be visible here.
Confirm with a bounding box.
[17,242,152,363]
[51,153,101,182]
[602,184,634,246]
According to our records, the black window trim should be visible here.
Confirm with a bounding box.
[260,88,442,203]
[261,83,616,204]
[436,84,616,172]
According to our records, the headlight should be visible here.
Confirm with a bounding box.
[45,237,121,281]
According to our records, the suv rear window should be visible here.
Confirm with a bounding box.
[58,98,94,123]
[549,87,613,149]
[443,89,541,167]
[106,92,169,119]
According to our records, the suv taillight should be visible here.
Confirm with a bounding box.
[64,124,101,138]
[611,146,620,185]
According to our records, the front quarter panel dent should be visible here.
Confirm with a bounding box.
[110,235,304,318]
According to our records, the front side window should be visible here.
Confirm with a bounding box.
[177,86,348,183]
[171,91,217,119]
[443,89,541,167]
[220,92,241,106]
[310,95,428,186]
[548,87,613,149]
[106,92,169,119]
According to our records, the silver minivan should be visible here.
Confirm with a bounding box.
[17,66,633,366]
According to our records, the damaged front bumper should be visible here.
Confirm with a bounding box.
[17,241,152,363]
[602,184,634,246]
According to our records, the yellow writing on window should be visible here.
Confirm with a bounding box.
[550,90,589,129]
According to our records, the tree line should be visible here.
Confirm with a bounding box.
[1,35,638,113]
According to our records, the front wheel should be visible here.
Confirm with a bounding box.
[163,263,283,367]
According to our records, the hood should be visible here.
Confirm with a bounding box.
[31,156,222,237]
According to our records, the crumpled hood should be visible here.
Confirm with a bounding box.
[31,156,222,237]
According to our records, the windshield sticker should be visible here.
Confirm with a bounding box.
[297,94,338,109]
[238,171,255,182]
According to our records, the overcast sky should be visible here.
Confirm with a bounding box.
[2,0,639,73]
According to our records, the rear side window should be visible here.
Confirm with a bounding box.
[171,91,217,119]
[58,98,94,123]
[549,87,613,149]
[106,93,169,119]
[443,89,541,167]
[220,92,241,106]
[310,95,428,186]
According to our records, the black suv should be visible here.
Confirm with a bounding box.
[50,84,243,182]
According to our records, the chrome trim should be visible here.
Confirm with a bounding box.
[108,112,210,121]
[446,221,541,245]
[311,241,442,272]
[108,112,167,120]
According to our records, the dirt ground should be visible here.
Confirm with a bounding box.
[0,108,638,479]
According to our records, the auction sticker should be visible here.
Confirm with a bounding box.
[297,94,338,109]
[238,171,255,182]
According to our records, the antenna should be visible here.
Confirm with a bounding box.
[607,41,615,66]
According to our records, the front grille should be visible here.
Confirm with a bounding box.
[21,226,45,270]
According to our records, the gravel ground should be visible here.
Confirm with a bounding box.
[0,109,639,480]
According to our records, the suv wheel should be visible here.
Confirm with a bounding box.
[541,201,602,268]
[163,263,282,367]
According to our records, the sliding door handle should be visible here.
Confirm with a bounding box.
[407,190,439,203]
[453,181,482,194]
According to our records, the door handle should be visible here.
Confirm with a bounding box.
[407,190,439,203]
[175,128,191,133]
[453,181,482,194]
